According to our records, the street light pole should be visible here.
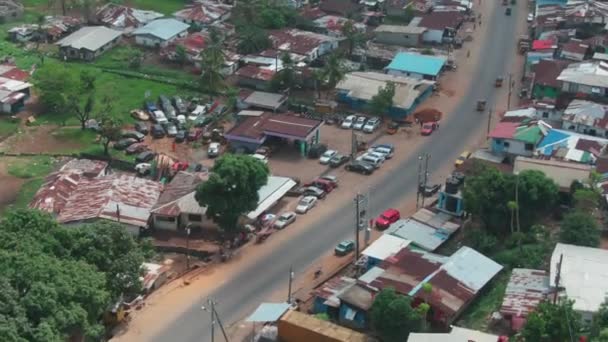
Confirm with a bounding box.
[185,225,191,270]
[287,266,294,304]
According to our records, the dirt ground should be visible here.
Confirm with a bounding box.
[0,125,85,154]
[0,159,26,212]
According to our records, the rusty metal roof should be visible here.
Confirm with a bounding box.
[500,268,550,317]
[173,0,232,25]
[151,171,208,216]
[313,276,356,308]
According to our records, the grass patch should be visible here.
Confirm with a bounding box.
[10,177,44,210]
[456,271,510,330]
[0,118,19,140]
[128,0,186,14]
[7,155,55,179]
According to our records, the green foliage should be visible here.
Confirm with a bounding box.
[559,210,600,247]
[421,48,434,55]
[573,188,600,211]
[200,29,226,95]
[521,300,582,342]
[368,82,395,116]
[260,8,286,29]
[315,313,330,321]
[174,44,188,66]
[0,210,151,341]
[195,154,269,235]
[463,227,497,254]
[341,20,364,57]
[7,156,55,179]
[591,298,608,338]
[322,52,346,90]
[370,288,423,342]
[458,272,509,330]
[33,65,77,113]
[269,53,298,92]
[236,26,272,54]
[98,113,122,156]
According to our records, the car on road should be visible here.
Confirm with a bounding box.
[121,130,145,142]
[301,186,326,199]
[151,110,168,124]
[454,150,471,167]
[274,212,297,229]
[363,117,380,133]
[319,150,337,164]
[131,109,150,121]
[113,138,137,150]
[341,115,356,129]
[296,196,317,213]
[505,7,512,15]
[319,174,338,187]
[334,240,355,256]
[164,123,178,137]
[366,151,386,162]
[329,154,349,167]
[175,130,186,143]
[421,121,439,136]
[375,208,401,230]
[345,161,374,175]
[151,124,165,138]
[134,122,149,135]
[126,143,148,155]
[357,154,384,168]
[208,142,220,157]
[353,116,367,130]
[527,13,533,22]
[304,178,335,193]
[136,151,156,163]
[421,184,441,197]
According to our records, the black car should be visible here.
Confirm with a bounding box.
[121,130,145,142]
[134,122,149,135]
[113,138,137,150]
[136,151,156,163]
[151,124,165,138]
[505,7,511,15]
[345,161,374,175]
[175,130,186,143]
[329,154,349,168]
[307,144,328,159]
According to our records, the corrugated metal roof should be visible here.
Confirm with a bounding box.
[408,326,499,342]
[246,176,297,219]
[361,234,411,260]
[385,218,452,251]
[133,18,189,40]
[313,276,356,308]
[441,247,503,292]
[385,52,447,77]
[151,171,208,216]
[57,26,122,51]
[500,268,550,317]
[246,302,291,322]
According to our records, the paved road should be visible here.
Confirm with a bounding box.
[154,6,520,342]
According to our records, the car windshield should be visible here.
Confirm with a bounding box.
[322,151,334,157]
[338,242,350,248]
[279,214,290,220]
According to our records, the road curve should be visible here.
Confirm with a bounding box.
[154,5,520,342]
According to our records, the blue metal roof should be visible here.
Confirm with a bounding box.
[133,18,189,40]
[537,129,570,149]
[246,302,291,322]
[385,52,447,76]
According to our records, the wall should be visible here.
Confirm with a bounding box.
[135,34,164,47]
[562,81,608,97]
[561,51,585,61]
[536,107,563,121]
[152,214,178,230]
[561,120,608,137]
[532,84,560,99]
[375,31,421,47]
[492,138,534,156]
[338,304,367,329]
[386,68,425,80]
[422,29,443,43]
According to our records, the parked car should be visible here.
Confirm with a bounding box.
[307,144,327,159]
[296,196,317,213]
[357,154,383,168]
[353,116,367,130]
[164,123,178,137]
[301,186,326,199]
[121,130,145,142]
[131,109,150,121]
[135,163,151,176]
[175,130,186,143]
[372,146,394,159]
[252,153,268,164]
[363,117,380,133]
[319,150,337,164]
[188,129,203,141]
[373,143,395,151]
[304,178,335,193]
[172,96,187,114]
[208,142,220,157]
[113,138,137,150]
[366,151,386,162]
[329,154,349,167]
[151,110,168,124]
[134,122,149,135]
[334,240,355,256]
[341,115,356,129]
[421,184,441,197]
[151,124,165,138]
[144,101,157,113]
[126,143,148,155]
[345,161,374,175]
[421,121,439,136]
[505,7,512,15]
[274,211,297,229]
[527,13,534,22]
[319,174,338,187]
[176,115,186,126]
[454,150,471,167]
[136,151,156,163]
[375,208,401,230]
[172,161,189,172]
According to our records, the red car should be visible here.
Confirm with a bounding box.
[375,208,401,230]
[304,178,336,193]
[172,161,189,172]
[421,121,439,136]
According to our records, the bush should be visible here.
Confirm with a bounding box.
[463,228,497,254]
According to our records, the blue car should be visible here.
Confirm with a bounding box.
[144,101,157,113]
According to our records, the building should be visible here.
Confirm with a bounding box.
[374,25,427,47]
[488,119,551,158]
[408,326,503,342]
[557,61,608,99]
[278,310,367,342]
[531,59,570,99]
[96,3,163,32]
[312,15,365,38]
[561,99,608,137]
[236,64,277,90]
[241,91,288,112]
[8,16,82,43]
[385,52,447,80]
[0,73,31,113]
[268,28,339,62]
[150,171,210,230]
[312,276,357,316]
[319,0,362,17]
[245,176,298,221]
[161,32,208,63]
[416,11,464,43]
[56,173,163,235]
[361,234,412,270]
[173,0,232,26]
[500,268,550,331]
[385,208,461,251]
[133,18,189,48]
[560,40,588,61]
[29,159,109,215]
[514,156,591,190]
[0,0,23,22]
[551,243,608,323]
[56,26,122,61]
[535,128,608,164]
[336,71,434,119]
[225,112,323,155]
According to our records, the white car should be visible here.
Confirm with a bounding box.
[188,105,206,121]
[373,146,394,159]
[177,115,186,125]
[363,118,380,133]
[353,116,367,130]
[296,196,317,214]
[152,110,168,124]
[135,163,151,176]
[274,211,297,229]
[527,13,534,22]
[252,153,268,164]
[341,115,356,129]
[319,150,337,164]
[208,142,220,157]
[367,151,386,162]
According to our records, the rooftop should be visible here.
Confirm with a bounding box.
[236,64,276,82]
[247,176,297,220]
[562,99,608,129]
[56,26,122,51]
[536,128,608,163]
[551,243,608,314]
[385,52,447,77]
[532,39,556,50]
[532,59,570,88]
[500,268,550,318]
[226,112,323,142]
[417,11,464,30]
[408,326,500,342]
[319,0,361,16]
[173,0,232,25]
[243,91,287,111]
[557,61,608,88]
[313,276,356,308]
[278,310,368,342]
[385,218,452,251]
[269,28,337,57]
[488,119,551,144]
[133,18,189,40]
[96,3,163,30]
[361,234,411,261]
[374,24,427,34]
[151,171,209,216]
[514,156,591,189]
[561,40,588,56]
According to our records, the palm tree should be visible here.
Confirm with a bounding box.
[312,69,325,99]
[200,28,226,96]
[321,52,346,98]
[341,20,364,58]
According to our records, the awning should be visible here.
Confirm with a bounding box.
[246,302,291,322]
[246,176,296,220]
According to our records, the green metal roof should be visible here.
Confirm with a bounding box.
[514,125,544,144]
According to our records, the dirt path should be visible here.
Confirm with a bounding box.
[0,159,26,213]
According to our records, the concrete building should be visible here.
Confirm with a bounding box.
[557,61,608,99]
[268,28,339,62]
[374,25,427,47]
[385,52,447,80]
[417,11,464,43]
[531,59,570,100]
[133,18,189,48]
[56,26,122,61]
[500,268,550,331]
[488,119,551,158]
[561,99,608,137]
[96,3,163,33]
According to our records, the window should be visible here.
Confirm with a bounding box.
[525,143,534,151]
[188,214,203,222]
[568,83,579,93]
[503,141,510,147]
[156,216,175,223]
[542,112,549,118]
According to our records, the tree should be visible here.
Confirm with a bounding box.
[195,154,269,236]
[98,113,121,156]
[403,6,415,23]
[269,53,298,93]
[69,93,95,130]
[260,8,286,29]
[559,211,600,247]
[174,44,188,66]
[312,69,325,99]
[33,66,77,113]
[591,298,608,338]
[237,26,272,54]
[573,188,600,211]
[341,20,364,57]
[370,288,423,342]
[321,52,346,98]
[127,49,144,69]
[79,69,97,92]
[521,300,581,342]
[368,82,395,117]
[200,28,226,95]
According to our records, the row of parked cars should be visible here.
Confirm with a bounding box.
[341,115,381,133]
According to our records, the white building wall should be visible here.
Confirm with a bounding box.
[422,29,443,43]
[386,68,424,80]
[152,214,178,230]
[135,34,163,47]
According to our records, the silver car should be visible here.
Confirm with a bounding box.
[363,118,380,133]
[274,211,297,229]
[296,196,317,214]
[353,116,367,130]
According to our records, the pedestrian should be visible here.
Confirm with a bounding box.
[467,50,470,58]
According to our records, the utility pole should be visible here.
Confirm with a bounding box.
[350,129,357,160]
[416,154,431,209]
[185,225,191,270]
[203,299,230,342]
[421,154,430,208]
[553,254,563,305]
[416,155,423,209]
[486,108,493,137]
[507,72,513,110]
[287,266,294,304]
[355,193,361,262]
